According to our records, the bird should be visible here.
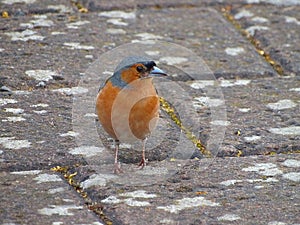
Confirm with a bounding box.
[96,57,167,173]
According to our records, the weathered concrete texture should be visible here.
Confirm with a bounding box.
[187,76,300,157]
[1,3,275,82]
[0,0,300,225]
[0,90,86,171]
[79,0,300,11]
[79,154,300,225]
[230,4,300,76]
[131,7,275,78]
[1,170,102,225]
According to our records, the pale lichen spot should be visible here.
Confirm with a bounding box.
[220,79,251,87]
[220,179,243,186]
[85,55,94,59]
[246,25,269,36]
[63,42,94,50]
[251,16,269,23]
[225,47,245,56]
[135,33,163,41]
[189,80,215,89]
[131,40,156,45]
[282,159,300,168]
[59,131,79,137]
[69,146,104,157]
[220,177,278,186]
[289,87,300,92]
[25,70,58,81]
[157,197,219,213]
[5,29,44,41]
[0,98,18,106]
[84,113,98,118]
[210,120,230,126]
[234,9,254,20]
[33,173,62,184]
[52,87,88,96]
[267,221,287,225]
[106,28,126,35]
[159,219,175,224]
[145,50,160,56]
[66,20,90,29]
[101,196,122,204]
[218,214,241,221]
[2,116,26,122]
[52,222,63,225]
[267,99,297,110]
[238,108,251,112]
[2,0,36,5]
[48,187,66,194]
[38,205,83,216]
[285,16,300,25]
[242,163,283,176]
[20,15,54,28]
[80,174,117,189]
[33,110,48,114]
[98,11,136,19]
[14,90,32,95]
[30,103,49,108]
[193,96,224,109]
[282,172,300,182]
[269,126,300,135]
[107,18,128,26]
[119,190,157,198]
[11,170,41,175]
[160,56,188,65]
[247,0,300,6]
[51,31,66,35]
[123,198,150,207]
[4,108,24,114]
[0,137,31,149]
[244,135,261,142]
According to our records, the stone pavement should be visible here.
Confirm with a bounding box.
[0,0,299,224]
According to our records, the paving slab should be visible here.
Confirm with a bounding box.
[74,154,300,225]
[1,169,102,225]
[0,0,299,225]
[229,4,300,76]
[188,75,300,157]
[0,90,86,171]
[1,3,275,81]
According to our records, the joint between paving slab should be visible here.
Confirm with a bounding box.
[159,97,211,157]
[51,165,113,225]
[221,6,284,76]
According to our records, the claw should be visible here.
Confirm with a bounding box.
[114,162,123,174]
[137,158,146,169]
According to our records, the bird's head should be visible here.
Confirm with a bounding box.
[119,61,167,84]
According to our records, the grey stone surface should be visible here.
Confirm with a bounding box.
[0,0,299,225]
[230,4,300,76]
[78,154,300,225]
[1,170,102,225]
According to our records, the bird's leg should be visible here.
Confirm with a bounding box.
[138,138,147,169]
[114,140,123,174]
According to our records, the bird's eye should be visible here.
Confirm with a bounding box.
[136,66,144,73]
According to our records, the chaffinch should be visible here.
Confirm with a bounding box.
[96,58,166,173]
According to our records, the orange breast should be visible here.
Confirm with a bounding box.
[96,81,120,140]
[96,78,159,142]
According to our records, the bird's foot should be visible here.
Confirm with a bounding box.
[137,158,147,169]
[114,162,123,174]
